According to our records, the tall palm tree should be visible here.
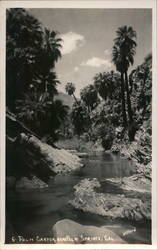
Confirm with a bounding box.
[114,26,137,126]
[43,28,62,67]
[112,45,127,127]
[65,82,78,104]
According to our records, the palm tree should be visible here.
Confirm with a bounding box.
[65,82,78,104]
[94,72,109,100]
[35,28,62,93]
[52,100,69,125]
[112,45,128,127]
[43,28,62,67]
[114,26,137,127]
[33,71,60,98]
[94,71,120,101]
[16,91,69,137]
[6,8,43,111]
[71,101,89,136]
[80,84,98,112]
[80,84,99,140]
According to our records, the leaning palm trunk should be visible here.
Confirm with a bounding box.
[72,93,79,105]
[120,72,127,127]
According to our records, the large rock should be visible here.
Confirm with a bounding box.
[52,219,126,244]
[69,178,151,222]
[21,134,83,174]
[105,174,151,194]
[7,131,84,190]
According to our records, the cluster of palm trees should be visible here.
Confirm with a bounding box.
[7,9,62,108]
[65,26,137,142]
[7,8,138,143]
[6,8,68,139]
[112,26,137,140]
[6,6,150,148]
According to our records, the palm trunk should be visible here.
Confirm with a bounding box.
[45,81,48,93]
[125,71,133,123]
[120,72,127,127]
[125,71,136,141]
[87,105,92,141]
[72,93,79,105]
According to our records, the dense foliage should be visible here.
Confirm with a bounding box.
[68,26,151,151]
[68,54,152,150]
[71,101,90,136]
[6,8,68,140]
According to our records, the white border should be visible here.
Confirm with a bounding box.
[152,0,157,246]
[0,1,157,249]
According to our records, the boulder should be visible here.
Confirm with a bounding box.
[52,219,126,244]
[21,134,83,174]
[105,174,151,195]
[7,130,84,190]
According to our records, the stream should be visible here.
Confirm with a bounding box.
[6,151,151,244]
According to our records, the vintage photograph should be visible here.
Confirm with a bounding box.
[5,6,152,245]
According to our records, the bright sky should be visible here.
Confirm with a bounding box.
[30,9,152,97]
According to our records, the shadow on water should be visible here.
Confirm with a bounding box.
[6,151,151,244]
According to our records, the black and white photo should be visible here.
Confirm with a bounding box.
[0,0,157,249]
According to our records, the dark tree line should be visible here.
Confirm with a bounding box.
[6,8,68,140]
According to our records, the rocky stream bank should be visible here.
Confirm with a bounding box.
[6,112,83,190]
[69,120,151,226]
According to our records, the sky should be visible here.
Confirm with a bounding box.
[30,8,152,97]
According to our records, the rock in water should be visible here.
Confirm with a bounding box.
[52,219,126,244]
[69,179,151,222]
[105,175,151,194]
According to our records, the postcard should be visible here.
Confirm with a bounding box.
[0,0,157,249]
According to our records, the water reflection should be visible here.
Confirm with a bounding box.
[80,152,135,180]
